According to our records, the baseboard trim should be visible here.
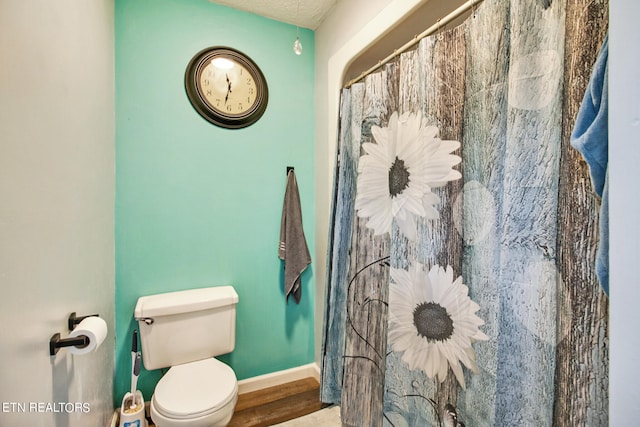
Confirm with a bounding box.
[237,363,321,395]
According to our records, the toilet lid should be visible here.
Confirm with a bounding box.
[153,358,237,419]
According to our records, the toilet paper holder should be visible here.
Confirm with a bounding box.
[49,312,99,356]
[68,312,99,331]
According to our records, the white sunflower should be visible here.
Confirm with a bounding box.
[354,111,461,240]
[388,263,488,389]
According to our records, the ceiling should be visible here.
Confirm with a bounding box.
[208,0,337,29]
[207,0,472,84]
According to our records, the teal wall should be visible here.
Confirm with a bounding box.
[115,0,315,404]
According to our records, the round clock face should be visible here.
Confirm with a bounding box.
[185,47,268,129]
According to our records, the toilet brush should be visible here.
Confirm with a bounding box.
[130,330,141,408]
[130,352,141,408]
[119,330,147,427]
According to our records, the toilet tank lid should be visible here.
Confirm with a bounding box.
[135,286,238,318]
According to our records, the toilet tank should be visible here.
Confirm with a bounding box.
[134,286,239,370]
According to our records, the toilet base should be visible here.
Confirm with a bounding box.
[149,394,237,427]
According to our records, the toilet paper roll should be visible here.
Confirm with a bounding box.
[67,316,108,355]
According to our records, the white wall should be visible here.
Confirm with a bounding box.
[609,0,640,423]
[315,0,640,423]
[0,1,115,426]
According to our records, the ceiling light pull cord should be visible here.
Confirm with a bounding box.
[293,0,303,55]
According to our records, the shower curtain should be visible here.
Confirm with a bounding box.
[320,0,609,426]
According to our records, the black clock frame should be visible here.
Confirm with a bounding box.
[184,46,268,129]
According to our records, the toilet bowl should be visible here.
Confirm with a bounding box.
[149,358,238,427]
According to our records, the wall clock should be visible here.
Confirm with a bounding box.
[185,46,268,129]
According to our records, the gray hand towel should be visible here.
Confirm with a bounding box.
[278,170,311,303]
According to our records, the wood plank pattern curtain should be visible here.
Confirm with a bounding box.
[320,0,609,425]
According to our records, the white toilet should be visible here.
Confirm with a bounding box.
[134,286,239,427]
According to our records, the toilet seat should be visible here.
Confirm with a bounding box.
[153,358,237,419]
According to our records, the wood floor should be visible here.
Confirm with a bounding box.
[229,377,328,427]
[147,377,326,427]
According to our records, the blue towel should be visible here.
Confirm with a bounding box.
[570,34,608,295]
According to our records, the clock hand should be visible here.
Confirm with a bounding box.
[225,73,232,104]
